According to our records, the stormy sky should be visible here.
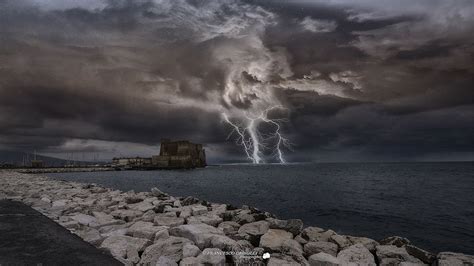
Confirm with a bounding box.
[0,0,473,163]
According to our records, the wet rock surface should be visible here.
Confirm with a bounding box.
[0,170,472,265]
[375,245,424,265]
[308,252,340,266]
[337,243,376,266]
[437,252,474,266]
[304,241,339,257]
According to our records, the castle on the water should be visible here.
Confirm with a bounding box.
[112,139,206,169]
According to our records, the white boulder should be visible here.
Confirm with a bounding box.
[139,236,192,264]
[191,205,208,216]
[309,252,340,266]
[154,216,185,227]
[376,245,424,265]
[259,229,293,252]
[337,243,376,266]
[183,243,201,258]
[126,221,168,240]
[187,214,223,227]
[437,252,474,266]
[197,248,226,265]
[169,223,225,249]
[100,235,151,259]
[304,241,338,257]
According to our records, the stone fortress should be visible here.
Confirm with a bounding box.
[152,139,206,169]
[112,139,206,169]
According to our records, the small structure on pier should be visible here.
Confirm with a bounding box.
[31,160,44,168]
[31,151,44,168]
[111,157,152,169]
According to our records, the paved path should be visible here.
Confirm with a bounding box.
[0,200,122,265]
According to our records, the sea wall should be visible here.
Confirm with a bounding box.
[0,170,472,266]
[16,167,113,174]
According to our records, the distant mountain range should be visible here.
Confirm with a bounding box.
[0,150,98,167]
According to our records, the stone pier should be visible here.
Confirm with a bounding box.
[1,170,473,266]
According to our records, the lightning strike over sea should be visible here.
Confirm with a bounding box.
[222,106,291,164]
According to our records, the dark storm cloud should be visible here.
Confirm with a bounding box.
[0,84,226,147]
[0,0,246,157]
[275,89,366,116]
[289,104,473,161]
[0,0,472,161]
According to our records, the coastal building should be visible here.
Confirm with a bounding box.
[152,139,206,168]
[112,139,206,169]
[111,157,152,169]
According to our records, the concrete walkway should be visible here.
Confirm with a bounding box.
[0,199,122,265]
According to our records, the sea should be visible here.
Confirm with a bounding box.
[46,162,474,254]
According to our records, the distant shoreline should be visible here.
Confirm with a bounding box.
[15,167,114,174]
[213,161,474,166]
[10,160,472,173]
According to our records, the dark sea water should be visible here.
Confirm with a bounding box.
[46,162,474,254]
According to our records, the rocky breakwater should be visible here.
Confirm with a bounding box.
[17,167,113,174]
[0,170,473,266]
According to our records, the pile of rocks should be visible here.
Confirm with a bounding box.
[1,170,473,266]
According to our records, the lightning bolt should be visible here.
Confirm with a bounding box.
[259,107,291,164]
[223,106,291,164]
[222,113,260,163]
